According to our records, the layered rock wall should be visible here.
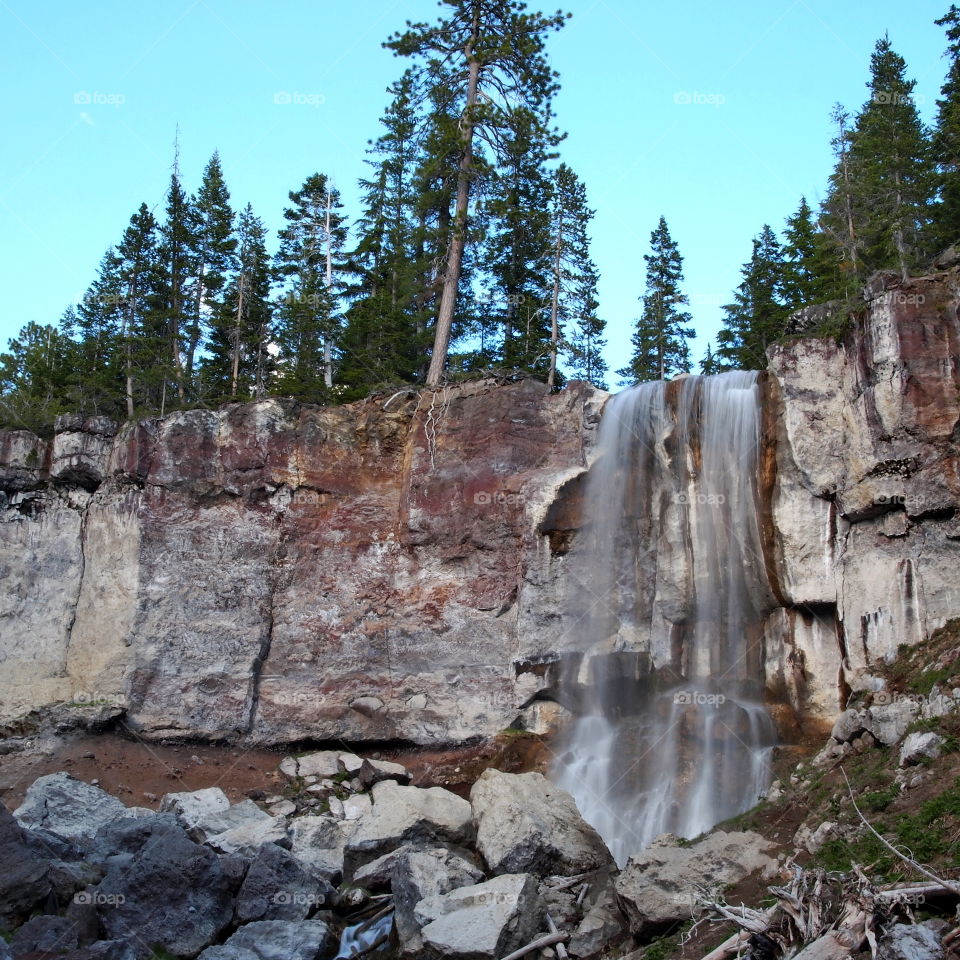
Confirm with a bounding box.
[0,381,604,743]
[1,270,958,743]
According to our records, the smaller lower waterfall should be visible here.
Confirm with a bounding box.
[554,372,777,866]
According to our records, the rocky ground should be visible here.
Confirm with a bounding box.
[2,628,959,960]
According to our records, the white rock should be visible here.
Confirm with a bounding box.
[287,815,353,884]
[415,874,542,959]
[343,780,473,878]
[471,769,613,877]
[899,731,945,766]
[268,799,296,817]
[295,751,342,779]
[207,817,290,858]
[614,831,778,937]
[342,794,372,821]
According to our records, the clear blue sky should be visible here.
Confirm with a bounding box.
[0,0,949,379]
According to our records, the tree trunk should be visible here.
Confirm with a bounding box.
[323,188,334,389]
[230,272,246,398]
[547,222,563,388]
[426,21,480,387]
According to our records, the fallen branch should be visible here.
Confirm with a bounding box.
[546,913,569,960]
[499,931,570,960]
[546,872,591,891]
[700,930,752,960]
[840,767,960,896]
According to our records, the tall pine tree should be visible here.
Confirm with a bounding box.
[386,0,569,385]
[716,225,787,371]
[618,216,694,384]
[547,163,606,388]
[933,5,960,248]
[272,173,347,400]
[185,151,236,384]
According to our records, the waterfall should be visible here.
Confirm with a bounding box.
[554,371,777,867]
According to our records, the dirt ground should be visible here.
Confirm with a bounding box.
[0,726,552,811]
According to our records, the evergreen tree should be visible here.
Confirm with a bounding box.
[699,342,722,376]
[341,74,431,398]
[823,38,934,280]
[113,203,167,416]
[203,204,272,400]
[547,163,606,388]
[0,322,74,432]
[272,173,347,400]
[618,216,694,384]
[716,225,787,371]
[67,249,124,414]
[158,146,196,406]
[933,5,960,248]
[482,107,555,376]
[185,151,236,382]
[781,196,846,308]
[386,0,569,385]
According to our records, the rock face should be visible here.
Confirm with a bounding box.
[0,380,604,743]
[1,269,959,746]
[764,271,960,725]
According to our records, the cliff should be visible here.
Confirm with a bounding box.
[1,269,958,746]
[0,379,604,744]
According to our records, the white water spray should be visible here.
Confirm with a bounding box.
[554,372,777,866]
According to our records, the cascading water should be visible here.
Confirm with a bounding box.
[554,371,777,867]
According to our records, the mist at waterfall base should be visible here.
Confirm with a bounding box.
[554,372,777,867]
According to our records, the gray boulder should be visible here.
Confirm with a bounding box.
[59,943,138,960]
[390,846,487,952]
[234,842,333,923]
[207,816,290,858]
[343,780,473,878]
[877,922,945,960]
[198,919,335,960]
[0,802,52,925]
[287,815,352,883]
[899,731,945,766]
[94,818,234,959]
[357,758,411,787]
[159,786,231,839]
[614,831,777,937]
[415,873,543,959]
[568,876,628,958]
[15,773,131,842]
[9,914,83,956]
[470,769,614,877]
[191,799,271,844]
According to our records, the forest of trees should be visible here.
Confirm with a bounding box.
[4,2,960,432]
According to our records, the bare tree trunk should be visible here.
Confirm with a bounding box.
[547,224,563,388]
[323,188,334,389]
[230,273,246,398]
[426,21,480,387]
